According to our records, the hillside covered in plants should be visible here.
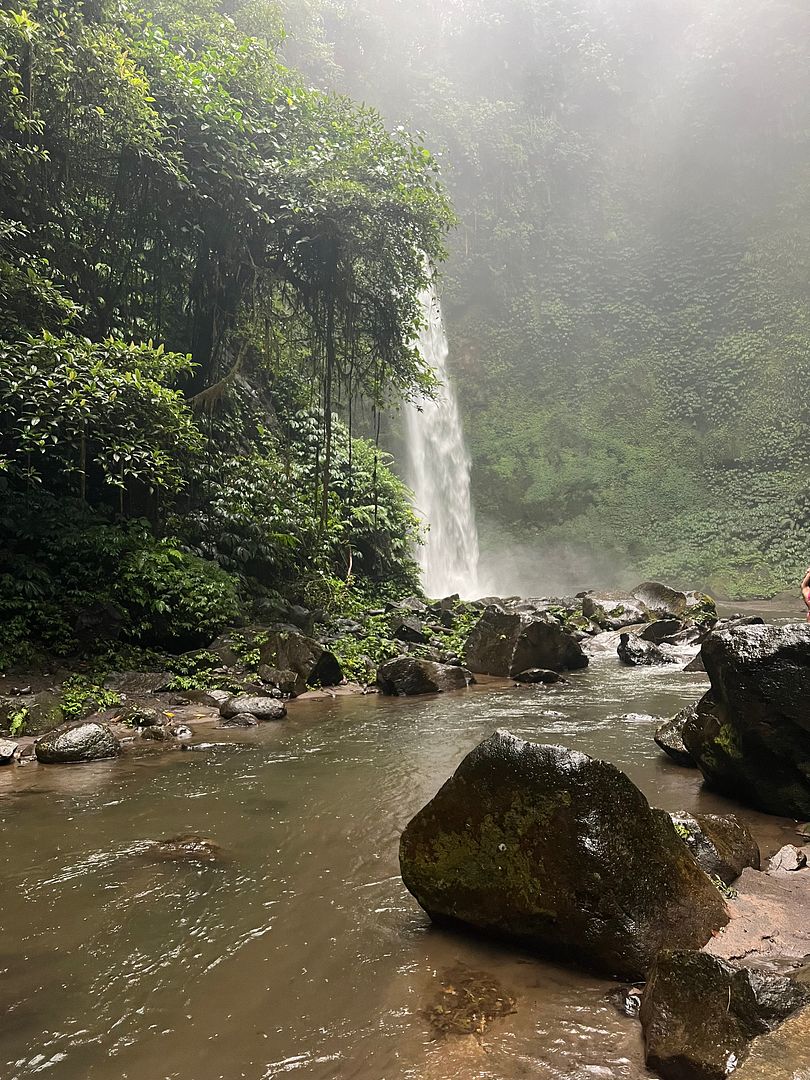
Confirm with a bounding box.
[0,0,454,670]
[280,0,810,599]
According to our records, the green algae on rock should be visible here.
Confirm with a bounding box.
[683,624,810,818]
[399,730,728,980]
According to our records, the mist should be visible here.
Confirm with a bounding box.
[280,0,810,601]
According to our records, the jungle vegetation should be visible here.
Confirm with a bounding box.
[0,0,453,667]
[280,0,810,599]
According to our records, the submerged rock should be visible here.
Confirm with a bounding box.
[513,668,563,684]
[377,657,474,696]
[35,722,121,764]
[219,696,287,721]
[640,950,810,1080]
[682,624,810,818]
[463,607,587,677]
[258,631,342,696]
[618,633,676,666]
[669,811,760,885]
[424,966,516,1036]
[399,731,728,980]
[147,835,223,863]
[655,705,698,767]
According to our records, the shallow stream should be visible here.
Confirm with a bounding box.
[0,607,801,1079]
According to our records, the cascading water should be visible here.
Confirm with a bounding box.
[405,282,481,598]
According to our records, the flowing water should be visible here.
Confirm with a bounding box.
[0,623,800,1080]
[405,286,480,599]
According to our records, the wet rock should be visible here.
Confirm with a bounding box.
[377,657,474,696]
[218,712,259,728]
[682,624,810,818]
[731,1004,810,1079]
[582,592,648,629]
[705,865,810,972]
[618,633,676,666]
[256,666,297,696]
[640,619,686,644]
[390,616,429,644]
[631,582,688,619]
[140,724,171,742]
[640,950,810,1080]
[606,985,644,1018]
[669,811,760,884]
[464,607,587,677]
[0,739,18,764]
[148,835,223,863]
[0,691,65,736]
[182,688,233,709]
[683,652,706,672]
[425,966,516,1036]
[119,703,165,727]
[513,668,563,684]
[258,631,342,696]
[399,731,728,980]
[655,705,698,767]
[219,696,287,721]
[768,845,807,873]
[35,722,121,764]
[169,724,193,740]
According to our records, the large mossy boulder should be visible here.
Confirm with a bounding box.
[258,630,342,696]
[682,624,810,818]
[640,950,810,1080]
[631,582,689,619]
[463,608,587,677]
[0,691,65,736]
[377,657,474,696]
[35,722,121,764]
[399,731,728,979]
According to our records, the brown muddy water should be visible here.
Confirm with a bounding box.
[0,612,802,1080]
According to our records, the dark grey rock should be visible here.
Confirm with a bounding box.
[464,607,587,676]
[513,668,563,684]
[641,950,810,1080]
[0,739,17,764]
[377,657,474,696]
[655,704,699,767]
[618,633,676,666]
[640,619,685,644]
[258,631,342,695]
[682,624,810,818]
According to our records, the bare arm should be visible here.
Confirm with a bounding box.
[802,567,810,609]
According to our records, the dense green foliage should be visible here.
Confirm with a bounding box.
[281,0,810,598]
[0,0,454,667]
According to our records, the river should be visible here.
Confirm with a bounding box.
[0,608,800,1080]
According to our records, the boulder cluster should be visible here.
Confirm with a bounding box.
[400,617,810,1080]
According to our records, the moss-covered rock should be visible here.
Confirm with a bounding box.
[640,950,810,1080]
[655,705,699,767]
[258,631,342,696]
[399,731,728,979]
[669,811,760,885]
[682,624,810,818]
[463,608,587,676]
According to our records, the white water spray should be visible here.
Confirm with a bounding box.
[405,283,481,598]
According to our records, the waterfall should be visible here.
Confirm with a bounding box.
[405,283,481,599]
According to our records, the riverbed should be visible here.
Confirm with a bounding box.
[0,613,801,1079]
